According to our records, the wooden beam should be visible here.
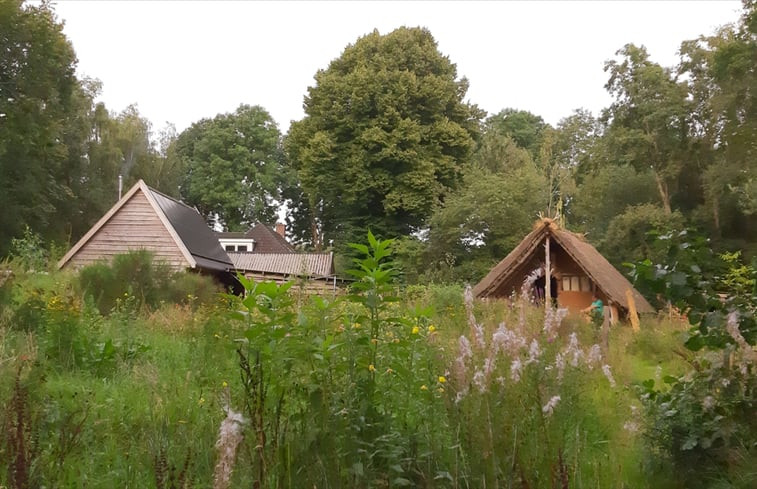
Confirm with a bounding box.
[545,236,551,309]
[626,289,640,332]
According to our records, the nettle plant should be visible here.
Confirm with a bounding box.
[629,230,757,487]
[447,276,621,488]
[227,232,447,487]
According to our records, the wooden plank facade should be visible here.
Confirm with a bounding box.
[58,180,233,276]
[66,190,188,270]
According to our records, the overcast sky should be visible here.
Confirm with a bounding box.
[53,1,743,135]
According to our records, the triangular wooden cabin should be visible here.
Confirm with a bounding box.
[473,219,654,320]
[57,180,234,279]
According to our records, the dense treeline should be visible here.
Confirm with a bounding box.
[1,0,755,280]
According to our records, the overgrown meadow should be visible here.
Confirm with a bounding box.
[0,236,754,488]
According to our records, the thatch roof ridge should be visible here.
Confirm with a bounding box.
[472,220,550,298]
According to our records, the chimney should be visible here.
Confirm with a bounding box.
[275,222,286,238]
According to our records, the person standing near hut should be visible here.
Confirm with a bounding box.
[582,293,604,324]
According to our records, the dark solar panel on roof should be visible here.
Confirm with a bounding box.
[147,188,233,272]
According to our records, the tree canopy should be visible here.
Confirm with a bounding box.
[175,105,283,231]
[2,1,756,281]
[0,0,79,254]
[286,27,482,249]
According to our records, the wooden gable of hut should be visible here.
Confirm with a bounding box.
[473,219,654,316]
[57,180,233,273]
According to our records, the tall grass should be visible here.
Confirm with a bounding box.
[0,256,705,488]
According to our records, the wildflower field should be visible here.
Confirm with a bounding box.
[0,238,754,489]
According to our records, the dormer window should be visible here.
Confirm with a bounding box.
[219,238,255,252]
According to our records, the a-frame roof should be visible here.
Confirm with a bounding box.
[473,219,654,313]
[57,180,233,272]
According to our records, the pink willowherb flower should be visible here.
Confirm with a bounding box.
[602,364,617,388]
[555,352,566,382]
[463,286,486,350]
[473,368,487,393]
[458,335,473,361]
[702,395,716,411]
[525,339,541,365]
[483,356,496,377]
[510,358,523,383]
[492,323,526,356]
[213,405,247,489]
[564,333,583,367]
[585,344,602,370]
[543,307,569,341]
[454,335,473,385]
[542,395,561,416]
[521,267,543,297]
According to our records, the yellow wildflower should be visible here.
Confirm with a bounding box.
[198,397,205,406]
[386,368,394,374]
[352,323,361,329]
[420,384,428,391]
[437,387,445,393]
[368,364,375,372]
[222,381,228,388]
[438,376,446,384]
[428,325,436,333]
[411,326,419,335]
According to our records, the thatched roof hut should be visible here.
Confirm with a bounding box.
[473,219,654,316]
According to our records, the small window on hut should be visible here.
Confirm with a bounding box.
[562,275,593,292]
[225,245,235,251]
[580,276,591,292]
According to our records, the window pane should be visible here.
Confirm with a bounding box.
[237,245,248,252]
[580,276,591,292]
[571,276,580,291]
[225,245,234,251]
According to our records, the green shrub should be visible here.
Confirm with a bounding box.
[78,262,116,314]
[77,251,212,314]
[8,226,48,272]
[110,250,172,308]
[166,272,221,307]
[630,231,757,488]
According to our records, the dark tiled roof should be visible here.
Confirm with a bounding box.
[246,223,294,253]
[473,219,654,313]
[228,252,334,278]
[215,231,250,239]
[146,187,233,272]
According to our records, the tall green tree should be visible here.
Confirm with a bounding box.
[602,44,691,215]
[484,108,548,160]
[285,27,482,249]
[570,165,658,238]
[175,104,283,231]
[425,160,548,282]
[0,0,81,253]
[677,2,757,246]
